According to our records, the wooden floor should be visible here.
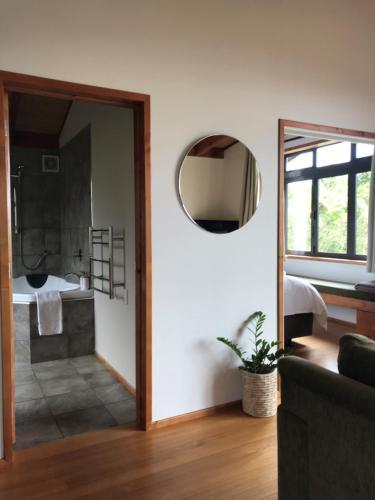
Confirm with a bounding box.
[0,406,277,499]
[1,320,353,499]
[290,318,353,373]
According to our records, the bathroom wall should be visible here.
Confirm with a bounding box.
[10,131,92,279]
[0,0,375,457]
[11,146,62,277]
[60,102,136,389]
[60,126,92,277]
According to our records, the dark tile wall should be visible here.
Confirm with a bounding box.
[14,299,95,364]
[11,147,62,277]
[60,126,92,276]
[11,126,92,278]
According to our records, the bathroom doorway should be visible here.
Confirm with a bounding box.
[0,72,152,462]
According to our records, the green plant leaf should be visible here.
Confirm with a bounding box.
[217,311,288,373]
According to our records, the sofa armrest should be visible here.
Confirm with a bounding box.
[278,356,375,421]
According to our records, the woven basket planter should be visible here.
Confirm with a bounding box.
[241,368,277,417]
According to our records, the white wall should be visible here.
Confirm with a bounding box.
[0,0,374,443]
[60,102,136,389]
[180,142,247,220]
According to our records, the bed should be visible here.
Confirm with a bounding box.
[284,274,327,347]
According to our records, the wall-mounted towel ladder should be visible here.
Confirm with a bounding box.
[89,226,126,300]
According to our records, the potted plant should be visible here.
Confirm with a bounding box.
[217,311,286,417]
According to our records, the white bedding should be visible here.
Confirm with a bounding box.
[284,274,327,329]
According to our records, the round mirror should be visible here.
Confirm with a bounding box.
[178,135,261,233]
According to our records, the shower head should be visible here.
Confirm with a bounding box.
[11,165,25,179]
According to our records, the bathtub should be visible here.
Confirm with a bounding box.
[13,275,93,304]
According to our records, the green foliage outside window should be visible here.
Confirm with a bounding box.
[318,175,348,254]
[356,171,371,255]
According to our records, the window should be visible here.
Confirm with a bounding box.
[316,142,351,167]
[286,151,313,172]
[287,180,312,251]
[285,141,373,260]
[356,143,375,159]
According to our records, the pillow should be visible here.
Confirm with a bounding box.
[338,333,375,388]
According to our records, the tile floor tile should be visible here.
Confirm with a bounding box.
[15,416,63,449]
[15,369,36,386]
[69,355,103,371]
[31,359,72,371]
[94,383,133,404]
[16,398,51,423]
[39,375,89,397]
[33,363,78,382]
[83,370,117,388]
[55,406,116,437]
[105,399,136,424]
[73,360,106,376]
[46,389,102,415]
[15,381,43,403]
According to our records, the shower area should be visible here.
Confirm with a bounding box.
[10,93,136,449]
[11,124,94,365]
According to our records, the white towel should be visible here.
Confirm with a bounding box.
[35,290,63,335]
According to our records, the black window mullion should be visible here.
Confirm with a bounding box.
[347,173,356,256]
[311,148,318,253]
[312,178,318,253]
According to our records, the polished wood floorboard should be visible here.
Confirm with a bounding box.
[290,318,354,373]
[0,407,277,499]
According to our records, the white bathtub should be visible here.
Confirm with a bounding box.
[13,275,93,304]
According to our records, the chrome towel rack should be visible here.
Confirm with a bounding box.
[89,226,126,300]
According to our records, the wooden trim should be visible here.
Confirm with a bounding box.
[277,119,375,349]
[277,120,285,349]
[11,131,59,149]
[285,254,366,266]
[0,84,14,462]
[0,70,152,462]
[284,139,335,155]
[134,96,152,431]
[320,292,375,313]
[151,400,241,429]
[0,71,147,106]
[328,317,356,328]
[280,119,375,141]
[95,352,136,396]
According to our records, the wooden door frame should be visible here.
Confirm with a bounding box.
[278,119,375,348]
[0,71,152,464]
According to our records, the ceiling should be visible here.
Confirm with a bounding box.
[9,93,72,148]
[187,135,238,159]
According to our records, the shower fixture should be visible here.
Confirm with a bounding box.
[11,164,50,271]
[11,165,24,235]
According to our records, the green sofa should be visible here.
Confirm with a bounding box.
[278,334,375,500]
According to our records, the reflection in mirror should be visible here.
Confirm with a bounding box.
[179,135,261,233]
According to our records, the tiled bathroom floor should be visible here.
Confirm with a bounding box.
[15,355,136,449]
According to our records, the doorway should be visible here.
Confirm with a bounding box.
[278,119,375,370]
[0,71,152,462]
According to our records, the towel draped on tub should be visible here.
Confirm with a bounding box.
[35,290,63,335]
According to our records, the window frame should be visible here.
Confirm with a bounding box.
[285,142,372,260]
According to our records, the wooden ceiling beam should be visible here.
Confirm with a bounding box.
[188,136,238,158]
[10,131,59,149]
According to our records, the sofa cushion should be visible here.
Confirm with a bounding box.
[338,333,375,387]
